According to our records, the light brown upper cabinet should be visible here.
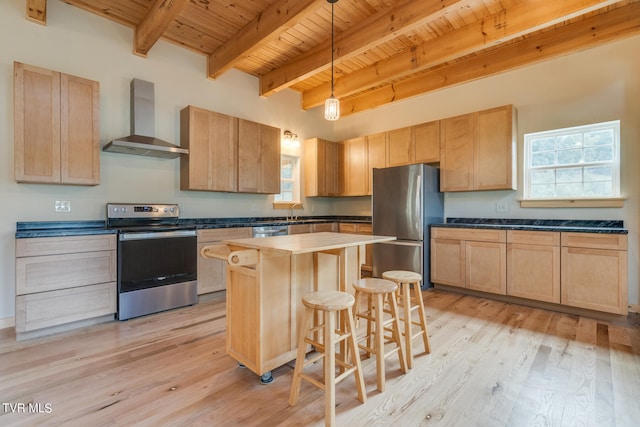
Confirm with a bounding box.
[14,62,100,185]
[386,126,414,167]
[413,120,440,164]
[237,119,280,194]
[366,132,386,195]
[180,106,237,192]
[180,106,280,194]
[341,136,368,196]
[304,138,340,197]
[440,105,516,192]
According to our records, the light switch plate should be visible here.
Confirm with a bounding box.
[496,201,508,213]
[55,200,71,213]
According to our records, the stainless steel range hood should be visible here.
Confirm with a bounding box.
[103,79,187,159]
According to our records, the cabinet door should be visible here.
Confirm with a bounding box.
[366,132,386,195]
[238,120,280,194]
[507,243,560,303]
[414,120,440,164]
[303,138,321,196]
[561,246,627,314]
[386,126,413,167]
[430,238,465,287]
[210,112,238,192]
[466,241,506,295]
[440,113,474,191]
[14,62,61,184]
[344,136,368,196]
[60,73,100,185]
[324,140,339,196]
[474,105,516,190]
[180,106,212,191]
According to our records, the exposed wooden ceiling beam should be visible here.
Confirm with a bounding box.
[26,0,47,25]
[339,1,640,117]
[259,0,476,97]
[207,0,324,79]
[302,0,623,109]
[134,0,189,57]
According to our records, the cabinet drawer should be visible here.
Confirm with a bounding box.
[432,227,505,243]
[561,232,627,250]
[15,282,116,333]
[357,224,372,234]
[288,224,312,234]
[16,250,116,295]
[16,234,116,257]
[339,223,358,233]
[312,222,336,232]
[198,227,252,242]
[507,230,559,246]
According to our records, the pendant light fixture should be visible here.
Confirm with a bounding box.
[324,0,339,121]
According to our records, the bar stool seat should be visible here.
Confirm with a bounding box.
[289,290,366,427]
[352,278,407,392]
[382,270,431,369]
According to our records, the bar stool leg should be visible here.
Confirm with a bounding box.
[401,282,414,369]
[324,310,336,426]
[289,306,313,406]
[388,291,407,374]
[373,293,385,392]
[345,304,366,403]
[412,282,431,354]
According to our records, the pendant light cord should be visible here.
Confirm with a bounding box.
[330,1,335,97]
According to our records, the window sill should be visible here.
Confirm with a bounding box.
[273,202,303,210]
[519,198,625,208]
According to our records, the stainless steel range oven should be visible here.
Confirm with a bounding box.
[107,203,197,320]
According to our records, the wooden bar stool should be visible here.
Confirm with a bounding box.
[289,290,366,427]
[352,278,407,392]
[382,270,431,369]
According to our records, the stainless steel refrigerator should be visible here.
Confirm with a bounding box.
[372,164,444,288]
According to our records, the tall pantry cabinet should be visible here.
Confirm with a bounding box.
[14,62,100,185]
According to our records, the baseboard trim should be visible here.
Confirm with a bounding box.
[0,316,15,330]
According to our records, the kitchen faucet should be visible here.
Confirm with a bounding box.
[288,203,302,221]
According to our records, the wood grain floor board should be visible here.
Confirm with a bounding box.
[1,290,639,426]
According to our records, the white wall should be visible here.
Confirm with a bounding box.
[1,0,638,321]
[333,35,640,309]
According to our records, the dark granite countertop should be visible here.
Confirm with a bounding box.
[431,218,627,234]
[15,216,372,238]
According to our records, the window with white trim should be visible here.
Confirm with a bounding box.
[523,120,620,200]
[274,155,300,202]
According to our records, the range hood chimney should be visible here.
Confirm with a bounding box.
[103,79,187,158]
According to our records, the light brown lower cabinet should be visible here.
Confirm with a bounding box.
[15,234,117,339]
[506,230,560,303]
[431,227,506,294]
[561,232,627,314]
[432,227,628,315]
[197,227,252,294]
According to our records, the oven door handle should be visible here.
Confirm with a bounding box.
[119,230,197,241]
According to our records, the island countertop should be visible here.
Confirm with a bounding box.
[223,231,396,254]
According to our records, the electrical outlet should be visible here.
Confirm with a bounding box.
[55,200,71,213]
[496,201,508,213]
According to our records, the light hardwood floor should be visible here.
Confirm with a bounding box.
[1,289,639,426]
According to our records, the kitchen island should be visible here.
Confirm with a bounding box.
[201,232,395,382]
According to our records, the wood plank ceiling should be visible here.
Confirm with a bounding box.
[27,0,640,117]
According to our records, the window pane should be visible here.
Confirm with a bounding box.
[556,167,582,183]
[556,182,582,197]
[584,166,612,182]
[584,129,613,147]
[531,137,556,152]
[530,184,555,198]
[281,181,293,192]
[584,145,613,163]
[557,134,582,150]
[584,181,612,196]
[531,151,555,167]
[530,169,555,184]
[556,148,582,165]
